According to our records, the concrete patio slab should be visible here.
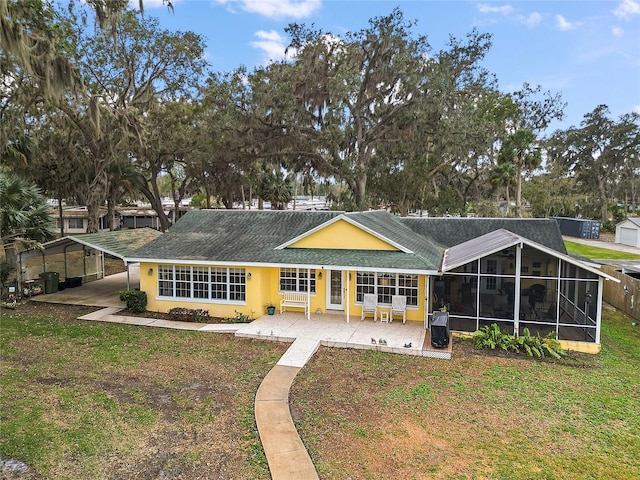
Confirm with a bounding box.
[235,312,427,357]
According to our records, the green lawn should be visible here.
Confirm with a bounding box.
[564,240,640,260]
[290,308,640,479]
[2,303,639,480]
[0,303,286,480]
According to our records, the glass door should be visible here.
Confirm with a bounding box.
[326,270,343,310]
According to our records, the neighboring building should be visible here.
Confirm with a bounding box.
[127,210,619,354]
[118,207,164,230]
[615,218,640,248]
[52,206,111,235]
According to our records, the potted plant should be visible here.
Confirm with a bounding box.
[265,302,276,315]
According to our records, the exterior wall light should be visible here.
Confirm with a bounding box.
[148,268,153,276]
[247,272,252,280]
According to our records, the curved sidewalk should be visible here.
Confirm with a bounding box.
[255,362,320,480]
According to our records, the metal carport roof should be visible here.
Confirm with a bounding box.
[19,228,163,261]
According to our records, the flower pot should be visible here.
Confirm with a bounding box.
[267,306,276,315]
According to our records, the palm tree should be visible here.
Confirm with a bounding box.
[0,172,55,270]
[489,161,516,216]
[261,170,293,210]
[499,129,541,217]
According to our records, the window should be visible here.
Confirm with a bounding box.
[356,272,375,302]
[377,273,396,304]
[356,272,418,306]
[229,268,246,301]
[193,267,209,299]
[398,274,419,306]
[158,265,174,297]
[279,268,316,293]
[68,218,84,229]
[175,266,191,298]
[157,265,245,302]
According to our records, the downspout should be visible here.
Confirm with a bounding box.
[514,243,523,336]
[475,259,481,330]
[555,258,561,338]
[424,274,431,330]
[83,247,87,280]
[346,271,350,323]
[595,277,603,344]
[63,244,69,279]
[307,268,311,320]
[126,262,131,291]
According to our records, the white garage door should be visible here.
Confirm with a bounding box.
[619,227,639,247]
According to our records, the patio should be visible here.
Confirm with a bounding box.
[235,311,452,359]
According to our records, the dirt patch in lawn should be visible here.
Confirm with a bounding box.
[1,301,287,480]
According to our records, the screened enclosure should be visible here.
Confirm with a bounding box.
[429,243,602,344]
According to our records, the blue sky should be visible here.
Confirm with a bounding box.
[142,0,640,134]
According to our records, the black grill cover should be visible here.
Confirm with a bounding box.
[431,311,450,348]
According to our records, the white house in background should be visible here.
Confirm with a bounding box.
[51,206,111,235]
[615,218,640,248]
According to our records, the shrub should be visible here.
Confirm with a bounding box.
[118,289,147,314]
[222,310,253,324]
[1,262,13,285]
[472,323,564,359]
[167,307,211,323]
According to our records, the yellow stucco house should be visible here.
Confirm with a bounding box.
[126,210,618,354]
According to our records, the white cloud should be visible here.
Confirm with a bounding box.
[477,3,513,15]
[613,0,640,19]
[250,30,288,64]
[612,25,625,36]
[214,0,321,19]
[633,105,640,114]
[556,14,579,31]
[521,12,542,27]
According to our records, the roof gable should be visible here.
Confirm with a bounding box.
[441,228,618,282]
[443,229,521,271]
[279,215,405,251]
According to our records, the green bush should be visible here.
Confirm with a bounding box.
[118,289,147,314]
[222,310,253,324]
[1,261,13,285]
[472,323,564,359]
[168,307,211,323]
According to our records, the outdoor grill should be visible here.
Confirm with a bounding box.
[430,311,450,348]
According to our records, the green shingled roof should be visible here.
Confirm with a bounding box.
[128,210,567,272]
[400,217,567,254]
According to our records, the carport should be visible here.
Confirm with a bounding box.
[19,228,162,291]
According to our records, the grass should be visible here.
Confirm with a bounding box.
[290,308,640,479]
[2,303,639,479]
[0,304,287,479]
[564,239,640,260]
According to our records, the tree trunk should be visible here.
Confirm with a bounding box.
[354,174,367,211]
[515,159,523,218]
[597,176,609,224]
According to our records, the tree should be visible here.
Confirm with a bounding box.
[261,170,293,210]
[498,129,540,217]
[546,105,640,223]
[0,172,55,270]
[53,6,206,232]
[285,8,430,209]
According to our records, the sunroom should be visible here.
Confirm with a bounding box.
[428,229,615,352]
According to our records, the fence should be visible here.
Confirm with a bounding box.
[601,265,640,321]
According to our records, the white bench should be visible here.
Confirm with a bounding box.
[280,292,309,317]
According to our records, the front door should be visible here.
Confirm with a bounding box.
[326,270,343,310]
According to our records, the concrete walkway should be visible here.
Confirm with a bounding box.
[255,364,320,480]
